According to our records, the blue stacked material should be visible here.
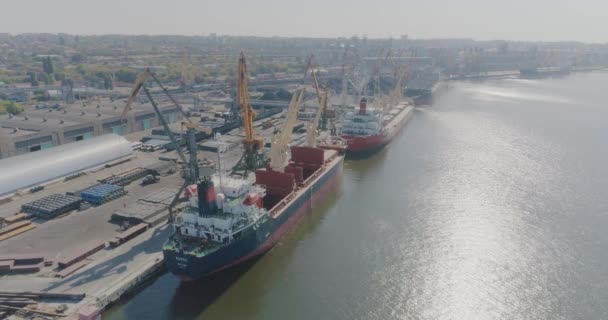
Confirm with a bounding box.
[81,184,127,205]
[21,194,82,219]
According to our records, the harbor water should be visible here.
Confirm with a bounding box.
[106,71,608,320]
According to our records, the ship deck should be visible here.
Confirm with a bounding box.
[269,149,342,219]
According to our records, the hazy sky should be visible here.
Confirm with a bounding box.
[2,0,607,42]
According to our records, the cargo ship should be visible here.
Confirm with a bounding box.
[340,97,414,156]
[519,66,571,78]
[162,146,343,280]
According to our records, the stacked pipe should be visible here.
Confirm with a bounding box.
[81,184,127,205]
[21,194,82,219]
[100,168,149,186]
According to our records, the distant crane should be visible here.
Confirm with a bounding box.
[373,49,392,97]
[340,46,370,107]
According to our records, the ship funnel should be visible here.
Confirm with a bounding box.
[359,97,367,115]
[197,177,217,216]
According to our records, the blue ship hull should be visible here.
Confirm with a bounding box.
[163,156,343,281]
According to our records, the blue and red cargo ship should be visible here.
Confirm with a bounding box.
[163,145,343,281]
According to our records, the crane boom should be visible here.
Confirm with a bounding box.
[306,69,327,146]
[120,68,200,223]
[270,88,304,171]
[306,91,327,147]
[120,69,191,124]
[237,52,257,144]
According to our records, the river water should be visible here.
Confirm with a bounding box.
[106,72,608,320]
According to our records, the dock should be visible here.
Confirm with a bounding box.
[0,108,306,318]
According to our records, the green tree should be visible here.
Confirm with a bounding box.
[0,101,24,115]
[71,53,85,63]
[275,88,292,100]
[37,73,53,86]
[261,91,276,100]
[43,57,54,74]
[114,69,137,83]
[28,71,39,87]
[62,78,74,88]
[102,74,113,90]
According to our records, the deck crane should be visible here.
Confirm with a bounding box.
[120,69,200,223]
[268,54,313,170]
[306,68,328,147]
[270,87,305,171]
[231,52,266,177]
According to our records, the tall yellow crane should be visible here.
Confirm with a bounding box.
[232,52,266,176]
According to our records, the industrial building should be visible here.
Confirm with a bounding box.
[0,98,182,159]
[0,134,132,197]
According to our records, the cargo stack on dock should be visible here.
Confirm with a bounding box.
[100,167,149,186]
[80,184,127,205]
[21,194,82,219]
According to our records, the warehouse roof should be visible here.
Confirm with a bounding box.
[0,134,132,196]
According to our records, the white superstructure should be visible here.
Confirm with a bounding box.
[176,176,267,243]
[341,98,384,137]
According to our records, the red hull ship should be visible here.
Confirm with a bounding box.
[341,97,415,156]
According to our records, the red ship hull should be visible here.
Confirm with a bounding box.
[342,104,414,156]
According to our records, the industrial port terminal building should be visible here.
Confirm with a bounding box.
[0,98,182,159]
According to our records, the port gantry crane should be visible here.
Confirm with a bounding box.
[231,52,266,177]
[121,69,206,223]
[373,49,393,98]
[339,46,370,107]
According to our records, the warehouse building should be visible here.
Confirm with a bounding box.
[0,134,132,197]
[0,98,182,159]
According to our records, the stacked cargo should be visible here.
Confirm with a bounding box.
[81,184,127,205]
[21,194,82,219]
[2,213,28,225]
[100,168,149,186]
[0,254,47,274]
[57,240,106,269]
[64,171,86,181]
[109,223,148,247]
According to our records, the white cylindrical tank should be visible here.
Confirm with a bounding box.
[216,193,225,210]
